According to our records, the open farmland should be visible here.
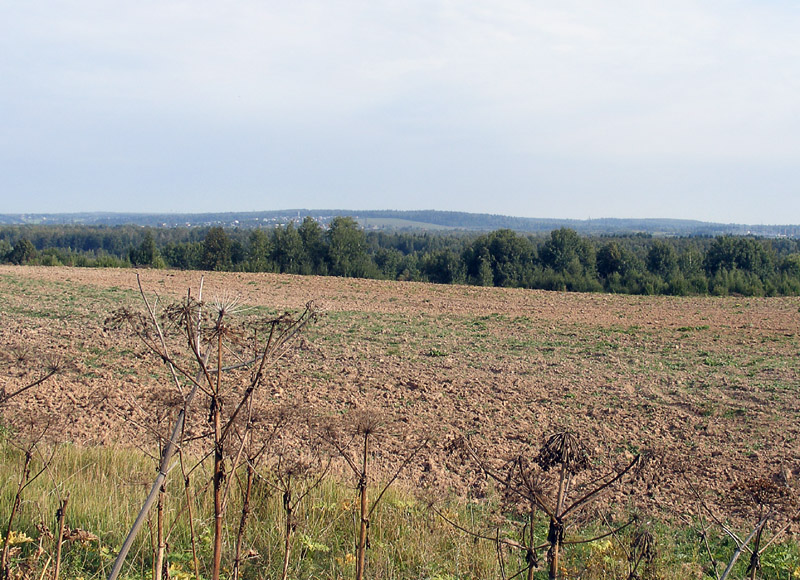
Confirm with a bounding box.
[3,265,799,513]
[3,264,800,580]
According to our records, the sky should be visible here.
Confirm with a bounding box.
[2,1,800,224]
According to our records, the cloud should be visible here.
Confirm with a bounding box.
[1,1,799,220]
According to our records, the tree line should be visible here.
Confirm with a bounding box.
[3,217,800,296]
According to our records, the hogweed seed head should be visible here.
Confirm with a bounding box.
[729,476,797,515]
[536,431,590,473]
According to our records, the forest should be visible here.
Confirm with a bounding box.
[2,217,800,296]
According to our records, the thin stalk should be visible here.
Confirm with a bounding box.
[748,523,764,580]
[563,519,635,546]
[53,493,69,580]
[36,555,52,580]
[281,482,293,580]
[464,441,554,519]
[366,437,428,521]
[697,510,721,580]
[526,509,536,580]
[136,274,184,394]
[561,455,640,519]
[1,450,33,580]
[356,431,369,580]
[548,465,568,580]
[233,463,255,580]
[221,428,250,515]
[756,510,797,553]
[154,485,166,580]
[108,394,193,580]
[0,367,58,405]
[429,505,524,551]
[211,402,223,580]
[211,333,224,580]
[496,527,507,580]
[719,513,771,580]
[179,449,202,580]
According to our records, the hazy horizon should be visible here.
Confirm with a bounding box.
[4,208,798,229]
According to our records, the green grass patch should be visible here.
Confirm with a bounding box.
[3,439,798,579]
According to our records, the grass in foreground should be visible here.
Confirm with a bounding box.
[1,438,799,580]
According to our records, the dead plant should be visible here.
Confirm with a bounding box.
[260,433,331,580]
[322,410,427,580]
[230,403,299,580]
[688,473,799,580]
[107,275,316,580]
[460,431,642,580]
[0,422,55,580]
[599,514,657,580]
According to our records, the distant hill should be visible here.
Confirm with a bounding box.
[1,209,798,237]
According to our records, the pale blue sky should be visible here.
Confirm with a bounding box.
[2,1,799,223]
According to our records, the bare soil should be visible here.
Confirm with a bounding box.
[2,265,799,523]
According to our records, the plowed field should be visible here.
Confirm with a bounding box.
[2,265,799,521]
